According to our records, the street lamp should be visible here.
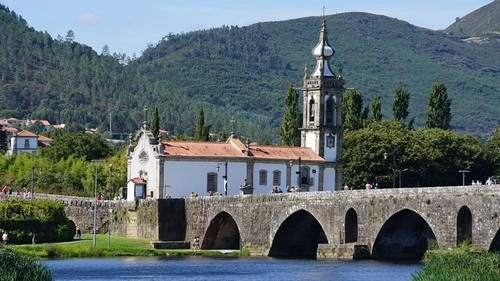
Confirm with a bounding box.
[31,166,34,198]
[397,168,409,188]
[459,170,470,187]
[384,150,397,188]
[91,159,101,248]
[108,164,113,248]
[216,162,228,195]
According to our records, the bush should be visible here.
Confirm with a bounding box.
[0,247,52,281]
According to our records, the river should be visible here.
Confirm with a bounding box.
[46,257,421,281]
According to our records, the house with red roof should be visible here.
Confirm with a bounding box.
[125,19,344,200]
[7,130,52,156]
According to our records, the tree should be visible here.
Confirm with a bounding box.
[279,84,299,146]
[41,132,112,162]
[101,45,110,56]
[392,85,410,122]
[151,107,159,140]
[194,109,205,141]
[342,89,365,131]
[368,94,382,123]
[65,30,75,42]
[194,109,211,141]
[426,82,452,130]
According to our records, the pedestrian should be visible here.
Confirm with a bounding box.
[32,233,36,244]
[2,231,8,245]
[486,177,494,185]
[76,227,81,239]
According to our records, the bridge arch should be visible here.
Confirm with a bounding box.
[345,208,358,243]
[201,211,240,250]
[489,228,500,252]
[268,209,328,259]
[457,205,472,246]
[372,208,436,260]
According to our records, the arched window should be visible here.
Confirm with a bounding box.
[207,172,218,193]
[272,170,281,186]
[457,206,472,246]
[309,99,315,122]
[326,97,334,124]
[299,166,310,185]
[259,170,268,186]
[345,208,358,243]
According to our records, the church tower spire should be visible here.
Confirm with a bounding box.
[300,17,344,190]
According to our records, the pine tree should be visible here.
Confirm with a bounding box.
[151,107,160,139]
[368,94,382,123]
[342,89,365,131]
[426,82,452,130]
[279,84,299,146]
[392,85,410,122]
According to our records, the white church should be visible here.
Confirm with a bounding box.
[126,18,345,200]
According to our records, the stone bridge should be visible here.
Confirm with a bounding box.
[180,185,500,259]
[42,185,500,260]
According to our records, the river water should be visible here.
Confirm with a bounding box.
[46,257,421,281]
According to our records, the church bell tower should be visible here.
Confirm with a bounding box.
[301,17,344,189]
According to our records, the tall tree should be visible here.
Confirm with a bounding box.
[426,82,452,130]
[342,89,365,131]
[194,109,205,140]
[392,85,410,122]
[368,94,382,123]
[279,84,299,146]
[151,107,160,139]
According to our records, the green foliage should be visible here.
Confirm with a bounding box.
[444,0,500,37]
[343,120,492,188]
[0,5,498,143]
[150,107,159,140]
[194,108,211,141]
[279,84,299,146]
[392,85,410,122]
[0,199,75,244]
[368,94,382,123]
[426,82,452,130]
[413,251,500,281]
[0,247,52,281]
[41,132,112,162]
[342,89,365,132]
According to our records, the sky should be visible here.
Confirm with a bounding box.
[1,0,494,57]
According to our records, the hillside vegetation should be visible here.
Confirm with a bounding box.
[0,4,498,142]
[445,0,500,36]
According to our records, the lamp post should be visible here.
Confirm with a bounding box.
[459,170,470,187]
[397,168,409,188]
[108,164,113,248]
[91,160,101,248]
[31,166,34,198]
[384,150,397,188]
[216,162,228,195]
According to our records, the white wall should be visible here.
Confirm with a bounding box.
[323,167,336,191]
[323,134,337,162]
[253,163,289,194]
[163,161,248,198]
[128,133,160,199]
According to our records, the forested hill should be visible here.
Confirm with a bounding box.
[1,4,499,143]
[445,0,500,37]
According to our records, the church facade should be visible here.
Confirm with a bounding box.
[126,18,344,200]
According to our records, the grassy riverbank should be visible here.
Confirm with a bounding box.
[13,234,247,259]
[413,246,500,281]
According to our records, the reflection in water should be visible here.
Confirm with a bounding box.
[46,257,421,281]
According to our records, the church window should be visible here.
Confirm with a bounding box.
[259,170,267,185]
[272,170,281,186]
[299,166,311,185]
[207,172,217,192]
[309,99,315,122]
[326,97,334,124]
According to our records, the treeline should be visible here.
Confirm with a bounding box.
[341,83,499,188]
[0,132,126,197]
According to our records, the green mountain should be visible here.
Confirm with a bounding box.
[0,3,498,143]
[445,0,500,37]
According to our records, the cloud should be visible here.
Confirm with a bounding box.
[77,12,103,24]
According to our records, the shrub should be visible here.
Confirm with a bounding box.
[0,247,52,281]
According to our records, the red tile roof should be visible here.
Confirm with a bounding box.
[2,127,18,133]
[38,135,52,142]
[16,130,38,137]
[129,177,145,184]
[161,138,325,162]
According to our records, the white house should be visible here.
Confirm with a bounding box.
[126,18,345,200]
[7,130,52,156]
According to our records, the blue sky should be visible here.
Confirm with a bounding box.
[1,0,493,56]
